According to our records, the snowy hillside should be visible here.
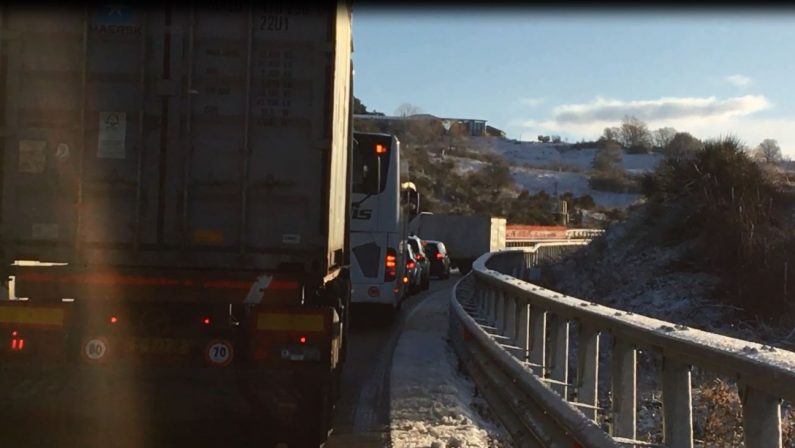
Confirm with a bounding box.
[468,136,662,173]
[510,166,641,209]
[438,136,663,209]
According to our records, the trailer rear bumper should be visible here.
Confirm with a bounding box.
[0,362,333,422]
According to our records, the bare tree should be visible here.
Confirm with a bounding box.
[665,132,704,159]
[620,115,653,153]
[592,140,624,173]
[394,102,422,117]
[652,127,677,151]
[753,138,782,164]
[602,126,621,143]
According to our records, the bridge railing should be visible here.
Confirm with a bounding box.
[449,242,795,448]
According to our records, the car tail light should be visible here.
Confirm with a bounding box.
[402,276,409,284]
[384,248,397,281]
[416,254,425,261]
[436,252,444,260]
[407,260,416,270]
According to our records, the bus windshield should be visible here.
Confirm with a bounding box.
[353,133,392,194]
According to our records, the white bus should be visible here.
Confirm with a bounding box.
[349,132,417,319]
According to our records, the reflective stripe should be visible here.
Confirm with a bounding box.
[243,275,273,304]
[15,272,297,291]
[256,312,325,332]
[0,306,64,327]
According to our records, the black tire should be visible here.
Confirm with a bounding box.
[421,273,430,290]
[382,304,397,325]
[293,383,333,447]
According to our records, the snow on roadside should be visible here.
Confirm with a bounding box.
[390,289,509,448]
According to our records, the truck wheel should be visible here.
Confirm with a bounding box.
[293,383,333,447]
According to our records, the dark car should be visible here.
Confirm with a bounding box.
[407,234,430,290]
[422,240,451,279]
[404,243,423,295]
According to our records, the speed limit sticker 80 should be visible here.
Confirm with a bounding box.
[205,340,234,367]
[82,337,110,364]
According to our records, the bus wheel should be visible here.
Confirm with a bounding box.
[381,304,397,325]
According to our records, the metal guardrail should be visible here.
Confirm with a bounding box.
[449,242,795,448]
[505,228,605,248]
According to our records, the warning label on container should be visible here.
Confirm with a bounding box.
[98,112,126,159]
[18,140,47,173]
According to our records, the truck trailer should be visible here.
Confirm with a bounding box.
[0,4,352,446]
[408,212,506,274]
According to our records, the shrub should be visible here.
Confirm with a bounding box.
[641,136,795,316]
[589,172,641,193]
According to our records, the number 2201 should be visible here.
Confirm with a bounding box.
[260,15,289,31]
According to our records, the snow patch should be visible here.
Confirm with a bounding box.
[390,290,508,448]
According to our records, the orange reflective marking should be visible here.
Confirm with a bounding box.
[16,272,299,291]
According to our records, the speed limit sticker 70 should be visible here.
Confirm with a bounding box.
[205,340,234,367]
[82,337,110,363]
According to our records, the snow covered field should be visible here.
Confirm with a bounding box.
[467,136,662,174]
[510,166,642,209]
[390,289,508,448]
[441,136,663,209]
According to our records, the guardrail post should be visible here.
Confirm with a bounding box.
[529,307,547,370]
[576,324,600,422]
[475,279,487,317]
[548,314,569,398]
[741,384,782,448]
[516,302,530,361]
[504,295,517,342]
[661,358,693,448]
[495,290,505,333]
[610,339,636,441]
[487,288,497,325]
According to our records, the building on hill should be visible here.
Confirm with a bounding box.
[486,125,505,138]
[353,113,488,137]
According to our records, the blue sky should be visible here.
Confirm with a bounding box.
[351,8,795,156]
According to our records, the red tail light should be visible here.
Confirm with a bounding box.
[10,330,25,351]
[407,260,416,270]
[384,248,397,281]
[436,252,444,260]
[416,254,425,261]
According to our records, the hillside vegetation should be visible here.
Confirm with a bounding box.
[353,102,614,225]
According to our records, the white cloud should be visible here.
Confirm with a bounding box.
[518,97,544,107]
[513,94,795,158]
[725,74,753,87]
[550,95,769,125]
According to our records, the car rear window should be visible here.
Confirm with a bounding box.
[424,242,445,255]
